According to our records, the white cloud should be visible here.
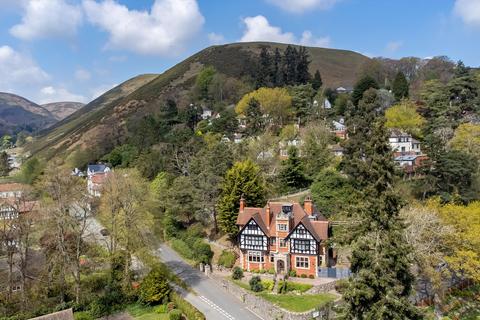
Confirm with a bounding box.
[208,32,225,45]
[385,41,403,53]
[82,0,204,56]
[240,16,330,47]
[75,68,91,81]
[454,0,480,26]
[266,0,340,13]
[0,45,50,93]
[300,31,330,47]
[10,0,83,40]
[39,86,88,104]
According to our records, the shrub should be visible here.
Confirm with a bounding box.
[169,309,182,320]
[232,267,244,280]
[267,268,275,274]
[308,274,315,279]
[334,279,348,294]
[249,276,264,292]
[300,274,307,278]
[277,281,313,293]
[138,267,171,305]
[218,250,236,268]
[259,269,266,274]
[170,292,205,320]
[261,280,274,291]
[289,270,297,277]
[154,305,168,314]
[192,240,213,265]
[171,239,194,260]
[74,312,93,320]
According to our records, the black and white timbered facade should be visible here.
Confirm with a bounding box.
[287,223,319,255]
[239,218,268,251]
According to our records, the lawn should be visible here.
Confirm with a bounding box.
[258,292,336,312]
[126,304,169,320]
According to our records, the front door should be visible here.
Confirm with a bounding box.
[277,259,285,274]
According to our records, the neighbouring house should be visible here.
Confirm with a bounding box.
[236,197,330,278]
[389,129,422,156]
[201,107,213,120]
[233,133,244,144]
[279,138,303,158]
[394,154,428,175]
[71,168,85,177]
[323,99,332,109]
[0,183,26,199]
[336,86,353,94]
[330,144,344,157]
[0,198,37,220]
[87,164,111,197]
[332,119,347,140]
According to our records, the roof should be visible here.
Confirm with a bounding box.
[91,173,107,184]
[237,201,328,241]
[394,155,419,161]
[29,309,74,320]
[0,199,39,213]
[0,183,27,193]
[87,164,108,174]
[389,129,410,138]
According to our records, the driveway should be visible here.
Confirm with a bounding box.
[156,244,263,320]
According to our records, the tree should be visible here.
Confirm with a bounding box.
[283,45,298,85]
[0,151,9,176]
[341,90,421,319]
[310,169,355,218]
[449,123,480,159]
[139,266,171,305]
[40,165,92,304]
[165,176,201,225]
[194,66,216,101]
[255,47,272,88]
[272,48,283,86]
[289,84,316,121]
[392,71,409,101]
[351,75,379,106]
[217,160,265,238]
[99,169,154,291]
[454,60,469,78]
[295,46,311,84]
[385,100,425,136]
[18,157,44,184]
[279,147,310,192]
[244,98,264,136]
[311,70,322,91]
[300,122,332,177]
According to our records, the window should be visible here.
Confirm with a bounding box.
[279,239,287,248]
[270,254,275,263]
[277,224,287,231]
[270,237,276,246]
[248,251,264,263]
[296,256,309,269]
[292,239,310,253]
[243,235,264,249]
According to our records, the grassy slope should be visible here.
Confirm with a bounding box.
[26,42,369,160]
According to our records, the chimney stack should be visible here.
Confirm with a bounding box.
[240,195,245,213]
[266,201,271,229]
[304,196,313,216]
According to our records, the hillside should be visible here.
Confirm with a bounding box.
[0,92,56,135]
[25,42,370,160]
[41,102,85,120]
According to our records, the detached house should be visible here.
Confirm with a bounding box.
[87,164,111,197]
[236,197,330,278]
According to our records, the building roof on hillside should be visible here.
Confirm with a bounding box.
[0,183,27,193]
[87,164,109,174]
[236,201,328,241]
[394,155,419,161]
[91,173,108,184]
[0,199,39,212]
[29,309,73,320]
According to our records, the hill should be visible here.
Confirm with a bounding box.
[41,102,85,121]
[25,42,370,160]
[0,92,56,136]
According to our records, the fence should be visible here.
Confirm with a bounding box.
[318,267,351,279]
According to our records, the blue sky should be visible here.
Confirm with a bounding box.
[0,0,479,104]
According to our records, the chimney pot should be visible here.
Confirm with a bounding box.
[240,195,245,212]
[304,196,313,215]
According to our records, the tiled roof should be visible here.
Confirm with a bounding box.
[237,201,328,241]
[0,183,27,193]
[0,199,39,212]
[91,173,107,184]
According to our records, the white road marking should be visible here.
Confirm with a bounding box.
[199,295,235,320]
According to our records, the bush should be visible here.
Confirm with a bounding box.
[249,276,264,292]
[334,279,348,294]
[232,267,243,280]
[301,274,307,278]
[154,305,168,314]
[170,292,205,320]
[169,309,182,320]
[171,239,194,260]
[261,280,274,291]
[308,274,315,279]
[267,268,275,274]
[289,270,297,277]
[277,281,313,294]
[218,250,236,268]
[259,269,266,274]
[138,267,171,305]
[192,240,213,265]
[74,312,93,320]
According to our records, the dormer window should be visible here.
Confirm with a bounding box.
[282,204,293,214]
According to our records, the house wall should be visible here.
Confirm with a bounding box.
[290,254,317,277]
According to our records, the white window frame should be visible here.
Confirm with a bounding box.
[279,239,287,248]
[295,256,310,269]
[248,251,264,263]
[277,223,287,231]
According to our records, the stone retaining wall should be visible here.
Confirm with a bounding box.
[214,278,334,320]
[306,280,338,294]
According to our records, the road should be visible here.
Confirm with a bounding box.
[156,244,262,320]
[83,215,261,320]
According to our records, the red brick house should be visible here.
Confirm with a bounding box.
[236,197,330,278]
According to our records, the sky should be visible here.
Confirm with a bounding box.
[0,0,479,104]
